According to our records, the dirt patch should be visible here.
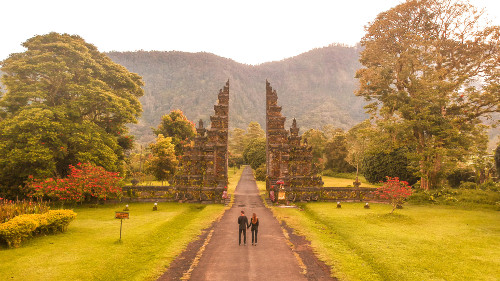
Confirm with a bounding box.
[281,221,338,281]
[157,222,216,281]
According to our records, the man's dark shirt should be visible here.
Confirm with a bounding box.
[238,215,249,230]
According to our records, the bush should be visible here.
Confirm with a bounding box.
[479,180,499,192]
[0,210,76,248]
[43,210,77,233]
[459,182,478,190]
[0,215,40,248]
[26,163,123,203]
[408,188,500,209]
[254,164,266,181]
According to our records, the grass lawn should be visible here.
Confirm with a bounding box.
[0,203,224,280]
[272,202,500,281]
[322,175,379,188]
[0,167,243,281]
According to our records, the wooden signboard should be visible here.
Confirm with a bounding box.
[115,211,129,219]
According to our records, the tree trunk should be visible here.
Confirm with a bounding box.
[416,129,429,190]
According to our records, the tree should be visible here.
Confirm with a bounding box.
[0,107,121,194]
[302,129,327,169]
[153,109,196,156]
[243,138,266,170]
[495,142,500,177]
[356,0,500,189]
[375,177,413,213]
[363,147,418,185]
[229,128,246,156]
[324,131,355,173]
[1,33,143,134]
[346,120,374,176]
[0,33,144,197]
[244,122,265,147]
[145,134,178,184]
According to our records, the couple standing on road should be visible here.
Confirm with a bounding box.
[238,210,259,246]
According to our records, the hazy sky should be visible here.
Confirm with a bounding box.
[1,0,499,65]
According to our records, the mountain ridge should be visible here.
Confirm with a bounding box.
[107,44,367,143]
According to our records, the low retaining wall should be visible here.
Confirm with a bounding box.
[122,186,384,204]
[271,186,386,203]
[122,186,226,204]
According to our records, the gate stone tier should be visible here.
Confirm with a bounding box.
[265,81,323,202]
[173,80,229,203]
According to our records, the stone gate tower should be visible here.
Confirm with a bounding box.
[265,81,323,193]
[265,80,290,190]
[175,80,229,189]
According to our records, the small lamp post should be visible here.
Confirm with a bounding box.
[337,201,342,208]
[123,204,129,211]
[153,202,158,211]
[364,202,370,209]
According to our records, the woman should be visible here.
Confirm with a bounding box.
[248,213,259,246]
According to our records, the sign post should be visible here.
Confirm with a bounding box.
[115,211,129,241]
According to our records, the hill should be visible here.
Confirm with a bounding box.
[107,44,367,143]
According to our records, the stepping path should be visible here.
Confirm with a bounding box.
[159,166,333,280]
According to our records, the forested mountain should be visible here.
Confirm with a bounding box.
[107,44,367,143]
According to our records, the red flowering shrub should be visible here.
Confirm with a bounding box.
[26,163,122,203]
[375,177,413,213]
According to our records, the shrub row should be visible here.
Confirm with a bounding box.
[0,210,77,248]
[409,187,500,209]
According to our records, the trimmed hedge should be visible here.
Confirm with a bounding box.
[0,210,76,248]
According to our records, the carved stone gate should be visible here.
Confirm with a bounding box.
[165,80,381,204]
[173,80,229,202]
[265,81,323,202]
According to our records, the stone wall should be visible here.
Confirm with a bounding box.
[122,186,225,204]
[269,186,386,203]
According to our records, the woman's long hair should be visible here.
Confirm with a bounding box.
[252,213,258,224]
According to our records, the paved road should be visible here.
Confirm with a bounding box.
[188,166,307,280]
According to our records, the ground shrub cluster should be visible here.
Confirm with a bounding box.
[0,210,76,248]
[408,184,500,209]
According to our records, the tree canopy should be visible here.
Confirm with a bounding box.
[145,134,178,184]
[153,109,196,156]
[356,0,500,189]
[0,33,144,197]
[243,138,266,170]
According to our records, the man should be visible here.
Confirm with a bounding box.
[237,210,249,245]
